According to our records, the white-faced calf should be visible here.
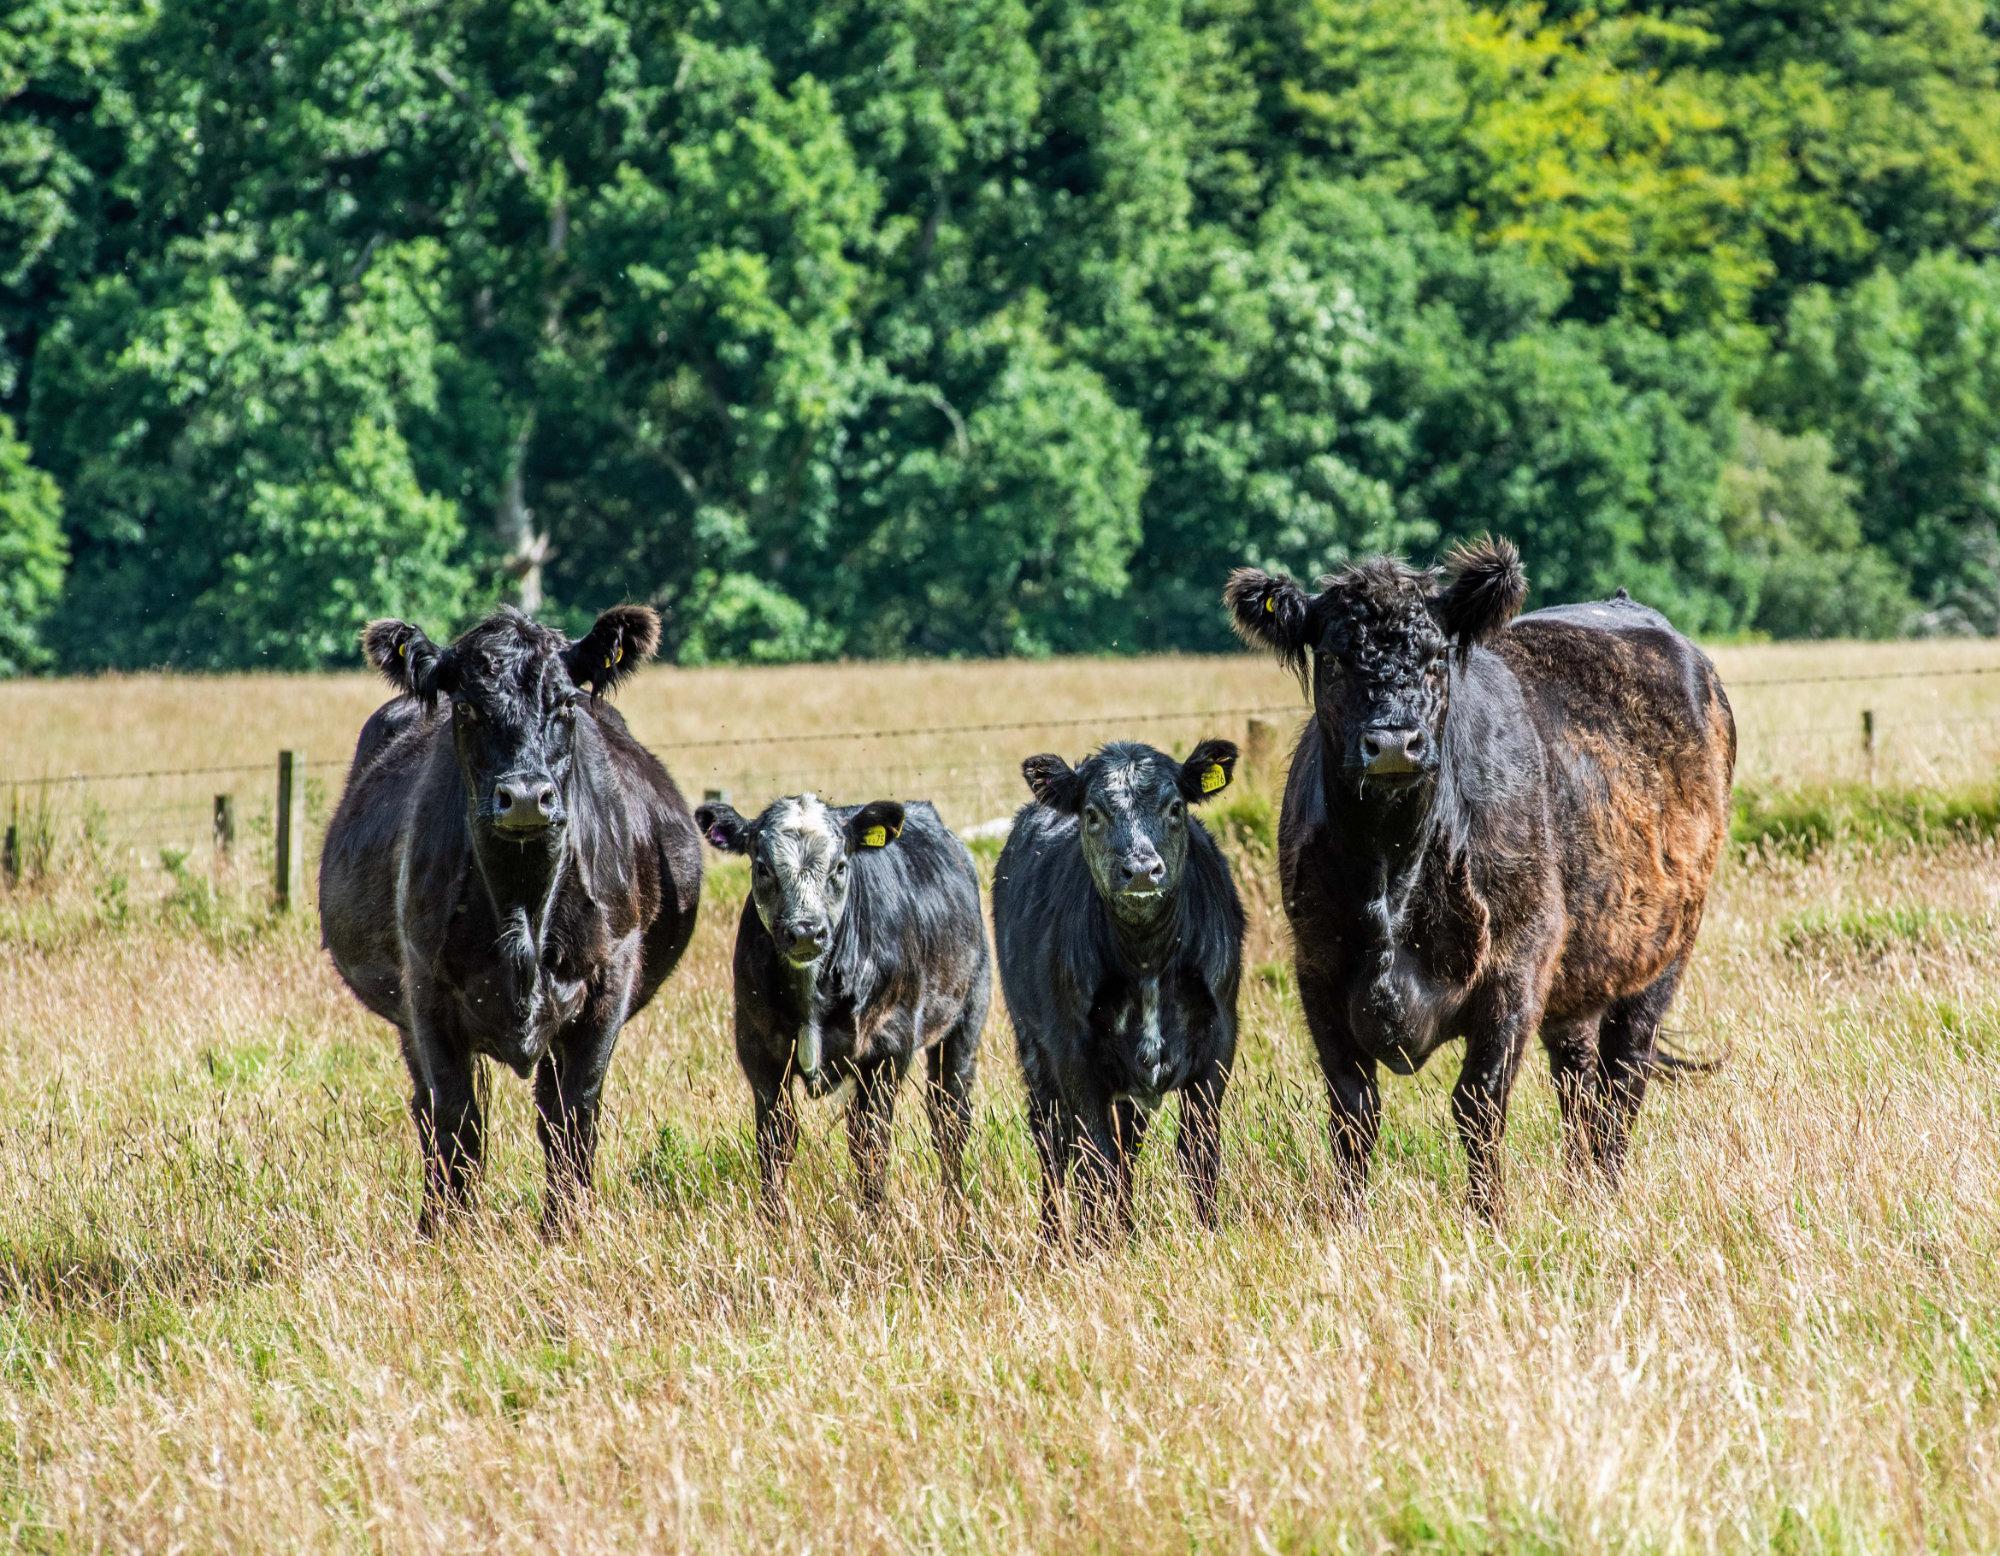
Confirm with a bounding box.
[992,740,1245,1242]
[695,795,990,1215]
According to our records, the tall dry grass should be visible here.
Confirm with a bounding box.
[1,645,1998,1550]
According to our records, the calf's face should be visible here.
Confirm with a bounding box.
[1225,539,1528,789]
[696,796,907,966]
[1021,741,1236,922]
[362,605,659,840]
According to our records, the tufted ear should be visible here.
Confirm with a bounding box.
[1432,537,1526,655]
[1223,568,1315,690]
[1177,739,1238,804]
[361,619,450,706]
[845,800,906,852]
[1021,753,1084,814]
[565,605,661,696]
[694,801,751,854]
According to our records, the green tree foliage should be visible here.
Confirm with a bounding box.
[1,0,1997,671]
[0,412,65,675]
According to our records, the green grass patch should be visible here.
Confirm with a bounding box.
[1778,903,1987,959]
[1733,780,2000,858]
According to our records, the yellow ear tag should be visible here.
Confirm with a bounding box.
[613,644,623,664]
[1264,596,1274,613]
[398,641,408,658]
[602,655,612,668]
[861,825,888,848]
[1200,763,1226,794]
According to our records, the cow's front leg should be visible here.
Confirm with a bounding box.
[535,986,630,1238]
[1300,971,1378,1218]
[1453,983,1540,1223]
[404,1008,483,1237]
[846,1056,907,1215]
[1176,1059,1230,1230]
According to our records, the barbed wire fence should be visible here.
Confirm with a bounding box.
[4,662,1999,902]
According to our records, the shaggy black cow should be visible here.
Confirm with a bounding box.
[992,740,1245,1241]
[694,794,989,1214]
[320,606,702,1235]
[1225,540,1735,1219]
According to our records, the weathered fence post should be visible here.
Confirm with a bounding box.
[2,790,18,886]
[1861,709,1876,786]
[1245,716,1284,785]
[703,787,728,806]
[275,751,304,910]
[213,793,236,857]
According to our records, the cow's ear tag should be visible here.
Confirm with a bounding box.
[861,825,888,848]
[1264,595,1274,613]
[398,641,408,658]
[613,643,623,664]
[1201,763,1226,794]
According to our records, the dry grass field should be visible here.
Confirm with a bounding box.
[3,641,2000,1550]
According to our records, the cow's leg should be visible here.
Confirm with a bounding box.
[1105,1096,1151,1234]
[752,1084,799,1219]
[1454,985,1540,1224]
[1595,957,1685,1187]
[846,1056,906,1215]
[1301,971,1378,1216]
[534,1000,627,1238]
[1071,1094,1129,1245]
[924,1012,979,1205]
[405,1018,483,1237]
[1176,1060,1229,1230]
[1540,1014,1604,1179]
[1026,1086,1076,1246]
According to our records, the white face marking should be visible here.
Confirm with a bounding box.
[752,793,850,962]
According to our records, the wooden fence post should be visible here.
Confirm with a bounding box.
[213,793,236,856]
[1861,709,1876,786]
[1245,716,1284,785]
[2,790,18,886]
[275,752,304,910]
[703,787,728,806]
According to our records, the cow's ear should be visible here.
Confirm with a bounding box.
[695,802,751,854]
[565,605,661,696]
[1224,568,1314,688]
[1021,753,1084,814]
[1432,537,1526,654]
[362,619,449,705]
[1178,739,1238,805]
[845,801,906,852]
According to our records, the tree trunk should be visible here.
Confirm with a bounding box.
[497,414,549,615]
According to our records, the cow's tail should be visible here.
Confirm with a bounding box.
[1649,1028,1730,1078]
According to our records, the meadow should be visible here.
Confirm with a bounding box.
[2,643,2000,1550]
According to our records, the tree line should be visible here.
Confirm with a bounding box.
[3,0,1999,674]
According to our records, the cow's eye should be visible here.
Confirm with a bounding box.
[457,703,479,725]
[1167,799,1186,823]
[1084,807,1106,831]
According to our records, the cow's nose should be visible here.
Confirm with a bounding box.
[782,922,825,962]
[1120,853,1167,892]
[494,779,559,830]
[1360,727,1426,774]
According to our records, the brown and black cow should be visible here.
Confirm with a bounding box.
[1225,540,1734,1220]
[319,605,701,1237]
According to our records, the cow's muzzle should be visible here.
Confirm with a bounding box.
[493,776,563,833]
[1355,726,1431,782]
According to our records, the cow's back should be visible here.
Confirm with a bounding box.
[1494,595,1736,1018]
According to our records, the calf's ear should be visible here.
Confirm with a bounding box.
[1021,754,1084,814]
[1432,537,1526,654]
[565,605,661,696]
[695,802,751,854]
[1223,568,1315,688]
[845,800,906,851]
[362,620,449,704]
[1178,739,1238,804]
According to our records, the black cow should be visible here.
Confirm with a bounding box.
[319,606,702,1236]
[1225,540,1735,1219]
[694,794,989,1215]
[992,740,1246,1241]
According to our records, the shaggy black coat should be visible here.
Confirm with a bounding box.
[1227,541,1735,1219]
